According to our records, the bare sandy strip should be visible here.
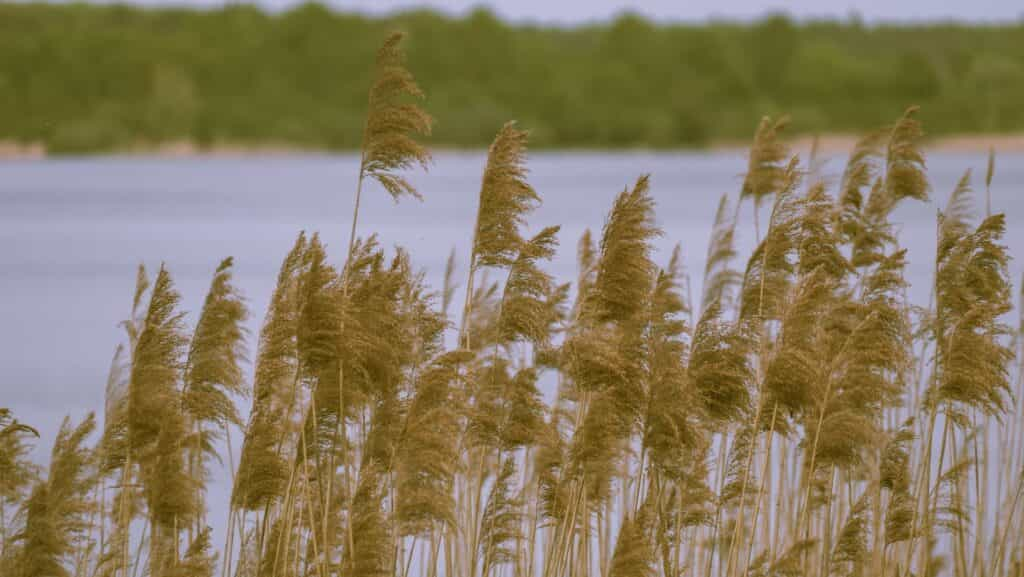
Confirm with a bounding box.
[4,134,1024,159]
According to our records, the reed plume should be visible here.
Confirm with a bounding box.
[1,407,38,565]
[11,414,96,577]
[741,116,790,207]
[931,174,1014,416]
[233,234,307,512]
[359,32,433,202]
[882,106,929,209]
[700,195,741,312]
[183,257,248,536]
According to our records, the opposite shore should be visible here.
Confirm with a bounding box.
[4,133,1024,159]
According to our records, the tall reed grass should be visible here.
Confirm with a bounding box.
[1,32,1022,577]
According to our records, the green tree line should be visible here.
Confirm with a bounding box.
[2,3,1024,152]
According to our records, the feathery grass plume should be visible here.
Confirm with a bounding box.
[457,127,543,495]
[881,420,916,547]
[771,178,854,448]
[233,233,307,512]
[591,175,661,323]
[938,170,975,246]
[183,257,248,433]
[535,416,570,523]
[908,173,989,567]
[183,257,248,529]
[570,391,630,504]
[13,414,96,577]
[478,457,523,576]
[0,408,37,573]
[561,176,660,502]
[739,157,802,322]
[830,492,869,575]
[467,359,514,450]
[762,269,833,430]
[720,423,759,507]
[800,217,906,483]
[395,350,470,536]
[813,251,910,472]
[838,130,886,219]
[99,265,150,476]
[798,183,851,281]
[361,389,404,476]
[496,225,564,348]
[458,122,539,353]
[689,299,754,427]
[836,130,891,268]
[931,173,1014,416]
[463,275,503,352]
[98,345,129,475]
[741,116,790,206]
[470,121,539,271]
[884,489,915,548]
[565,190,658,503]
[1,408,38,551]
[609,511,656,577]
[643,246,704,479]
[297,234,342,403]
[560,319,629,394]
[345,247,447,469]
[700,195,742,313]
[126,265,196,571]
[345,243,427,396]
[845,109,929,268]
[95,270,149,577]
[294,234,346,476]
[128,265,188,456]
[144,408,195,568]
[359,32,432,201]
[395,252,449,368]
[882,106,929,209]
[498,367,547,450]
[880,419,915,493]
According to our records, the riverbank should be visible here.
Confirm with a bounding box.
[5,134,1024,160]
[6,4,1024,153]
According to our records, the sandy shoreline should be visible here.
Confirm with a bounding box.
[4,134,1024,159]
[776,133,1024,155]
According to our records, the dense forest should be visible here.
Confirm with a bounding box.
[1,3,1024,152]
[3,30,1024,577]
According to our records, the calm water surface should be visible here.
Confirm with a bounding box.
[1,150,1021,541]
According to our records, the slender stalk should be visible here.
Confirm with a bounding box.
[741,403,778,577]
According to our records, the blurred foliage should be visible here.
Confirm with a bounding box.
[2,3,1024,152]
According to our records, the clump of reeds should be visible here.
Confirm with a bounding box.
[1,33,1021,577]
